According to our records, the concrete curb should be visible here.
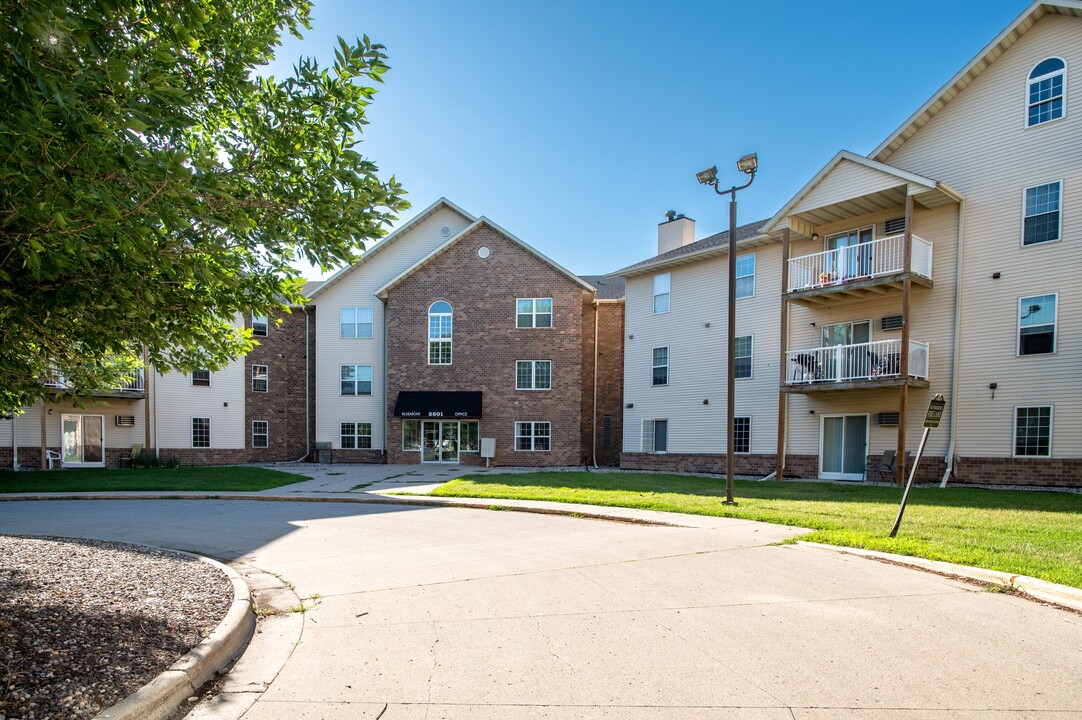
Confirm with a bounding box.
[94,554,255,720]
[799,541,1082,613]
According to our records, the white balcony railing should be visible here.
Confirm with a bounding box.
[44,368,145,393]
[787,234,933,292]
[786,339,929,385]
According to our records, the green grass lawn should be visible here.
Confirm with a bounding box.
[429,472,1082,589]
[0,466,309,493]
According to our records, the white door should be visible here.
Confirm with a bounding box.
[61,415,105,467]
[820,414,868,481]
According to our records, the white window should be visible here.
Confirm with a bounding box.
[652,346,668,386]
[191,417,211,448]
[733,416,751,454]
[641,419,667,453]
[428,301,452,364]
[340,307,373,338]
[1014,406,1052,457]
[515,421,551,451]
[1023,181,1062,246]
[191,369,211,387]
[517,298,553,328]
[252,420,269,449]
[516,360,552,390]
[252,365,268,393]
[1018,294,1057,355]
[735,335,752,379]
[402,420,421,451]
[341,364,373,395]
[735,253,755,299]
[1027,57,1066,127]
[460,421,480,452]
[252,314,268,337]
[341,422,372,449]
[653,273,670,314]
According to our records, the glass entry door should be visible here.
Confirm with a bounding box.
[421,421,459,463]
[821,320,872,381]
[826,227,874,278]
[61,415,105,467]
[820,415,868,481]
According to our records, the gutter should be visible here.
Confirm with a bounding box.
[11,413,18,471]
[940,198,966,487]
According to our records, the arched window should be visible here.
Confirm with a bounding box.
[428,301,452,365]
[1027,57,1066,127]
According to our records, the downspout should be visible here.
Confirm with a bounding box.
[592,299,600,469]
[940,198,966,487]
[11,413,18,471]
[153,367,160,459]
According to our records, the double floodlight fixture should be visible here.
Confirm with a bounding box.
[696,153,758,195]
[736,152,758,174]
[696,165,719,186]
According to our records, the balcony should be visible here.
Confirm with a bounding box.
[786,234,933,306]
[44,369,146,399]
[783,339,929,393]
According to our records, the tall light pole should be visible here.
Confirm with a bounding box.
[697,153,758,505]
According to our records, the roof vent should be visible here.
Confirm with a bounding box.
[439,225,451,237]
[664,210,676,222]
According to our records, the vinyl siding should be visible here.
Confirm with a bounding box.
[886,12,1082,459]
[313,206,473,450]
[0,399,145,451]
[152,360,246,449]
[792,160,908,216]
[622,244,782,456]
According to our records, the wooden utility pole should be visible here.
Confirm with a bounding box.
[897,193,914,485]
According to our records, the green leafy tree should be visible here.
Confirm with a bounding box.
[0,0,407,412]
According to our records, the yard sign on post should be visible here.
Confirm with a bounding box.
[889,394,945,538]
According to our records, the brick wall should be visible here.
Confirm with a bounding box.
[384,224,588,467]
[620,452,778,476]
[244,306,315,463]
[158,448,249,466]
[581,301,625,466]
[328,449,384,464]
[954,456,1082,487]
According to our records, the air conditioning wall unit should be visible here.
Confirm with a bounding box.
[115,415,136,427]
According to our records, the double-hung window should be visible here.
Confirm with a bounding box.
[1018,294,1057,355]
[1023,182,1062,245]
[735,254,755,298]
[252,365,268,393]
[516,360,552,390]
[652,347,668,386]
[516,298,552,328]
[252,420,269,449]
[252,315,268,337]
[733,417,751,454]
[192,417,211,448]
[192,369,211,387]
[653,273,670,314]
[641,419,667,453]
[341,422,372,449]
[428,302,452,364]
[735,336,752,379]
[515,421,551,451]
[340,307,373,338]
[1027,57,1066,127]
[341,365,373,395]
[1014,406,1052,457]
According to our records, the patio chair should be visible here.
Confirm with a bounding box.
[864,449,895,483]
[792,353,819,383]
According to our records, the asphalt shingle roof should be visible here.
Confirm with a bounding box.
[578,274,626,300]
[614,219,768,275]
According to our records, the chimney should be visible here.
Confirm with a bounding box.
[658,211,695,255]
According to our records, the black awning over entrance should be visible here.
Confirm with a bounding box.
[393,391,482,419]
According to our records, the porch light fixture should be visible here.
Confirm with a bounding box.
[697,152,759,506]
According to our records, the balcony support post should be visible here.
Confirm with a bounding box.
[777,227,791,481]
[39,398,48,470]
[143,348,152,454]
[897,194,914,485]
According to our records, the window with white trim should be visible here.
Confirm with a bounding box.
[1018,294,1057,355]
[652,346,668,386]
[252,420,269,448]
[516,298,552,328]
[428,301,452,364]
[192,417,211,448]
[402,420,421,451]
[341,365,373,395]
[252,365,268,393]
[733,416,751,454]
[735,335,752,379]
[641,419,667,453]
[1023,181,1061,245]
[341,422,372,449]
[252,314,268,337]
[340,307,373,338]
[516,360,552,390]
[515,421,551,451]
[735,253,755,299]
[1027,57,1065,127]
[653,273,670,314]
[1014,406,1052,457]
[192,369,211,387]
[460,421,480,452]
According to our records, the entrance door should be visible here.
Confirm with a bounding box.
[826,227,874,278]
[821,320,872,380]
[61,415,105,467]
[421,421,460,463]
[820,415,868,481]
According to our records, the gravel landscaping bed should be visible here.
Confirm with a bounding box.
[0,536,233,720]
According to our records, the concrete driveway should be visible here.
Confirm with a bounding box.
[1,497,1079,719]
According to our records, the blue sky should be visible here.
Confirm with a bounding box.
[267,0,1029,278]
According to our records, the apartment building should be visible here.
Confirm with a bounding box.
[617,0,1082,487]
